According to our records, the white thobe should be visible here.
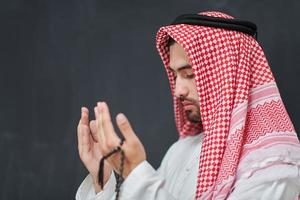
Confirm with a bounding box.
[75,133,300,200]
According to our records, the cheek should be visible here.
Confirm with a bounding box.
[188,81,199,99]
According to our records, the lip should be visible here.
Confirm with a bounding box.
[183,104,195,110]
[182,102,194,107]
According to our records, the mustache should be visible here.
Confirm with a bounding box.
[179,95,198,105]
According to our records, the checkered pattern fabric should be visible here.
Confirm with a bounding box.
[156,11,298,199]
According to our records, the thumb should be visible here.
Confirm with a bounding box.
[116,113,137,143]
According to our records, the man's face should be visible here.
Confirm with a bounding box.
[169,42,201,123]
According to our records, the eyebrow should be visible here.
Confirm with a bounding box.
[169,64,192,72]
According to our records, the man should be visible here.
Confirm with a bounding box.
[76,11,300,199]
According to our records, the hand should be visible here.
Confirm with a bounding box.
[94,101,146,178]
[77,107,113,192]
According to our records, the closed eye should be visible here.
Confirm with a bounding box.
[185,74,195,79]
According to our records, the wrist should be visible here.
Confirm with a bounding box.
[123,160,145,178]
[92,177,102,193]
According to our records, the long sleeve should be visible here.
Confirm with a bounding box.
[75,133,203,200]
[113,134,203,200]
[227,163,300,200]
[117,160,177,199]
[75,171,116,200]
[75,161,179,200]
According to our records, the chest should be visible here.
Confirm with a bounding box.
[164,142,201,199]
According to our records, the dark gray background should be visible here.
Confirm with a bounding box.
[0,0,299,199]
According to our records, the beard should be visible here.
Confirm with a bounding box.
[180,96,202,124]
[185,108,201,123]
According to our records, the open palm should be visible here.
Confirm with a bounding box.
[77,107,112,190]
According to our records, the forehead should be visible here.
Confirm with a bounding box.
[169,43,188,61]
[169,43,191,71]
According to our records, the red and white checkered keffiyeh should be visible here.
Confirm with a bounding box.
[156,11,300,199]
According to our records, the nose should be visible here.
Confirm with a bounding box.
[174,76,189,99]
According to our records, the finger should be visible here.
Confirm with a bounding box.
[89,120,98,142]
[80,107,89,125]
[77,125,91,157]
[77,123,83,154]
[98,102,119,144]
[99,103,120,152]
[95,105,106,146]
[81,127,91,155]
[116,113,137,143]
[78,107,90,153]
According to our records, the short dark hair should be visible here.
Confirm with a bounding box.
[167,36,176,47]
